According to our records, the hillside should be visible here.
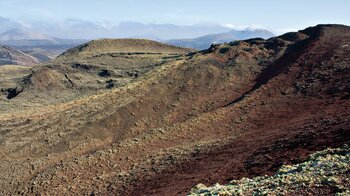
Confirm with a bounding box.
[0,39,194,112]
[0,45,39,65]
[166,28,275,50]
[57,38,194,60]
[0,24,349,195]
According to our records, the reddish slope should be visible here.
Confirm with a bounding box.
[127,24,350,195]
[0,25,349,195]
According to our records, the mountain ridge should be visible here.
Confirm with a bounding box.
[58,38,195,60]
[0,38,194,109]
[0,27,275,62]
[0,24,348,195]
[166,28,275,50]
[0,28,87,61]
[0,28,56,42]
[0,45,39,66]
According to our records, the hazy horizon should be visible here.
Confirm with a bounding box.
[0,0,349,39]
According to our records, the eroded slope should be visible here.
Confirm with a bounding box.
[0,25,349,195]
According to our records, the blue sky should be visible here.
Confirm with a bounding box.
[1,0,349,30]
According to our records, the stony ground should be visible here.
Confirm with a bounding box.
[0,25,349,195]
[190,145,350,195]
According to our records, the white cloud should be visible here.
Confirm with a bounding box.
[222,24,270,31]
[223,23,236,29]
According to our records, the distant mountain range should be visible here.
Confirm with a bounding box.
[0,28,86,46]
[0,28,54,42]
[0,16,276,40]
[166,29,275,50]
[0,28,86,61]
[0,45,39,66]
[0,27,276,62]
[0,17,278,60]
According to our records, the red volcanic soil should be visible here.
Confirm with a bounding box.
[127,24,350,195]
[1,25,349,195]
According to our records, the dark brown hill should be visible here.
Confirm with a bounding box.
[0,25,348,195]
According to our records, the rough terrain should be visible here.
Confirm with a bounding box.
[190,145,350,195]
[0,24,349,195]
[0,39,193,112]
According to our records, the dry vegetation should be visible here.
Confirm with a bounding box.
[190,145,350,195]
